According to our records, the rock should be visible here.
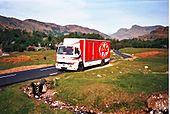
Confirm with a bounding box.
[42,84,47,93]
[35,95,39,99]
[97,74,102,77]
[105,104,109,108]
[147,93,168,113]
[55,77,60,80]
[22,81,103,114]
[44,101,48,104]
[74,107,78,112]
[52,92,57,95]
[144,65,149,70]
[51,101,59,107]
[90,110,94,113]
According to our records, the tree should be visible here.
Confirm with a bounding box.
[64,32,104,39]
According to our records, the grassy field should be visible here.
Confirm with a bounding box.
[0,82,72,114]
[0,48,168,113]
[119,47,167,54]
[0,50,56,70]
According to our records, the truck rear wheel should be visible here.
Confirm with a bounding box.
[77,62,84,71]
[101,59,105,66]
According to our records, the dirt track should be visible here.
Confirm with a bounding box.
[134,51,164,58]
[0,55,31,63]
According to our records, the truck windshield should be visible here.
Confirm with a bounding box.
[57,46,73,55]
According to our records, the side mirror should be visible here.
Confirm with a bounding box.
[75,47,80,55]
[56,47,58,52]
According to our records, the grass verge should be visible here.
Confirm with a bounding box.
[0,50,55,70]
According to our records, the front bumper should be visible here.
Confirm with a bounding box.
[55,62,78,71]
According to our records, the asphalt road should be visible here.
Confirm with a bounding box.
[113,50,132,58]
[0,51,126,87]
[0,66,62,87]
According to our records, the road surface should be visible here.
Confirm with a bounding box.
[0,56,119,87]
[0,66,62,87]
[113,50,132,58]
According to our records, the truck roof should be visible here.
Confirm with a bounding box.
[64,38,110,42]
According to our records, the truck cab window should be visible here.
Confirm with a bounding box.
[65,47,73,55]
[57,46,73,55]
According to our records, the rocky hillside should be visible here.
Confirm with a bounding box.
[111,25,163,40]
[0,15,108,38]
[138,26,169,40]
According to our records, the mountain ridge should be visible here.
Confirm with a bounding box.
[0,15,168,40]
[111,25,166,40]
[138,26,169,40]
[0,15,109,38]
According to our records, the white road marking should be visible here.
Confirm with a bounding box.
[49,72,59,76]
[40,67,56,71]
[0,74,16,79]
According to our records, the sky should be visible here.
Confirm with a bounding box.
[0,0,169,34]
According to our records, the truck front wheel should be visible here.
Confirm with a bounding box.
[77,62,84,71]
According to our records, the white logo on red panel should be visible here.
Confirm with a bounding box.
[99,42,109,58]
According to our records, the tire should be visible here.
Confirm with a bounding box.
[77,62,84,71]
[101,59,105,66]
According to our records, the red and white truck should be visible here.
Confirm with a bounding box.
[55,38,110,71]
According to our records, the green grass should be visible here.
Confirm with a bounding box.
[110,52,123,60]
[53,58,168,112]
[0,84,51,114]
[113,73,168,93]
[0,48,168,113]
[52,48,168,112]
[0,50,56,70]
[120,47,167,54]
[0,83,72,114]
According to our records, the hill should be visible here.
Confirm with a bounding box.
[138,26,169,40]
[0,15,109,38]
[111,25,164,40]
